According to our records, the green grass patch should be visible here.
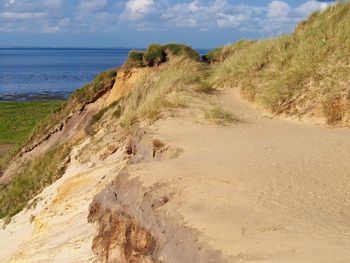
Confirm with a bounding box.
[0,101,64,169]
[0,101,63,145]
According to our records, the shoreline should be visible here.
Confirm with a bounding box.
[0,91,69,102]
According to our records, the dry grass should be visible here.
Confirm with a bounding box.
[209,3,350,124]
[119,56,208,128]
[205,106,237,124]
[0,143,72,219]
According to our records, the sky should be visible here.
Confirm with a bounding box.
[0,0,336,49]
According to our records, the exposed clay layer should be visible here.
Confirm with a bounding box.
[88,170,227,263]
[88,189,156,263]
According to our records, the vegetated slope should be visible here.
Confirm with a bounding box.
[209,2,350,125]
[0,69,117,219]
[0,44,205,220]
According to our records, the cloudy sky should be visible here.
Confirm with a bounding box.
[0,0,335,48]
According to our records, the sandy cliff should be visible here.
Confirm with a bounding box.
[1,82,350,262]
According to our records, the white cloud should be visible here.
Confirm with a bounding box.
[267,1,290,18]
[296,1,330,17]
[123,0,154,20]
[0,11,47,20]
[0,0,337,35]
[217,14,249,28]
[78,0,107,13]
[126,0,154,13]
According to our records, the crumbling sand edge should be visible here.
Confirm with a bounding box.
[88,128,231,263]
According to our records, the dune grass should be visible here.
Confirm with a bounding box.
[119,56,209,128]
[124,43,200,68]
[0,143,72,219]
[209,2,350,124]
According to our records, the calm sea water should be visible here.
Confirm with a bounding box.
[0,48,208,101]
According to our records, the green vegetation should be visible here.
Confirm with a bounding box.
[0,101,63,169]
[205,106,236,124]
[28,69,117,144]
[124,50,145,68]
[209,2,350,124]
[0,101,63,146]
[0,143,71,219]
[124,43,200,68]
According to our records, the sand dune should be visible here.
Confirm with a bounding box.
[1,87,350,262]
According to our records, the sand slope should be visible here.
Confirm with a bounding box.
[125,88,350,262]
[0,137,128,263]
[1,88,350,262]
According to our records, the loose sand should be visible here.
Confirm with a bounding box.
[1,88,350,262]
[126,88,350,262]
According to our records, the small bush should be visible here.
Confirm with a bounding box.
[163,43,201,61]
[124,50,145,68]
[205,106,236,123]
[143,44,167,66]
[121,43,201,68]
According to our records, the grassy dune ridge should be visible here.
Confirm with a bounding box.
[209,2,350,124]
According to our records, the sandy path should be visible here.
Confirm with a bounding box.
[127,88,350,262]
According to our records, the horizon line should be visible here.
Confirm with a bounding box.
[0,45,211,50]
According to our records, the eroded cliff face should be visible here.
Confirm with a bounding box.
[87,129,226,263]
[104,68,145,107]
[88,188,156,263]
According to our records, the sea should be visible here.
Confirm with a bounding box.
[0,48,208,101]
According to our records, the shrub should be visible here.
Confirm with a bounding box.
[122,43,201,67]
[143,44,167,66]
[163,43,201,61]
[124,50,145,68]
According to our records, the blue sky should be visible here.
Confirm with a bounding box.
[0,0,335,48]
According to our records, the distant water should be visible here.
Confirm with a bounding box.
[0,48,208,101]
